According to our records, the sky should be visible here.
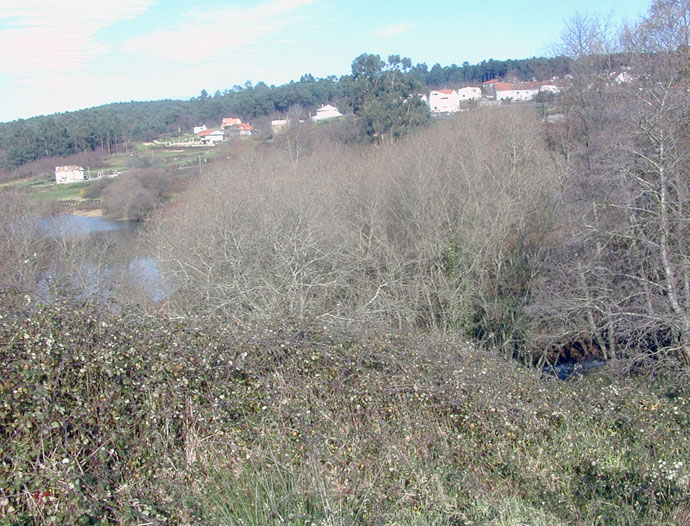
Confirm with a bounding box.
[0,0,654,123]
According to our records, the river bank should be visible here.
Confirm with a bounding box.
[70,207,104,217]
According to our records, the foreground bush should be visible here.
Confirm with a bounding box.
[1,294,689,524]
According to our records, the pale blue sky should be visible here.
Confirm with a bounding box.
[0,0,652,122]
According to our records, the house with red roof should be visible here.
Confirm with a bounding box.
[197,129,224,144]
[229,122,254,136]
[221,117,242,129]
[428,89,461,113]
[493,82,539,101]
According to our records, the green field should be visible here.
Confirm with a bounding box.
[2,138,242,209]
[1,176,91,203]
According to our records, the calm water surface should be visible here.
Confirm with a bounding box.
[40,214,138,236]
[40,214,168,301]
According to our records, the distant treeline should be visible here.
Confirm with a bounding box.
[0,55,571,171]
[410,56,572,86]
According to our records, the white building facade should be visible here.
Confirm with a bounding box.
[456,87,482,101]
[428,89,461,113]
[198,129,225,144]
[271,119,289,133]
[494,82,539,101]
[55,165,85,184]
[221,117,242,129]
[538,81,561,94]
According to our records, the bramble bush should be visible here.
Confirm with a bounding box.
[1,291,689,524]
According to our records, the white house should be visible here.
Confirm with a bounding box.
[229,123,254,136]
[193,125,207,134]
[55,165,85,184]
[197,129,224,144]
[457,87,482,101]
[494,82,539,101]
[311,104,343,121]
[428,89,461,113]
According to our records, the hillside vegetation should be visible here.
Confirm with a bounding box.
[1,295,689,524]
[2,100,689,522]
[2,1,690,523]
[145,108,552,345]
[0,55,571,178]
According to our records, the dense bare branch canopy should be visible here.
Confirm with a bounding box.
[534,0,690,366]
[143,107,557,349]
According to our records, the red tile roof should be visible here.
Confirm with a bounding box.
[221,117,241,127]
[494,82,538,91]
[436,89,455,94]
[198,129,221,136]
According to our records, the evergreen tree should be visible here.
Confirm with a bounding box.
[345,54,429,143]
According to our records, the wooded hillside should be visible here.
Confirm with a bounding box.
[0,55,571,174]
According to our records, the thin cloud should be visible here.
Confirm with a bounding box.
[0,0,156,78]
[122,0,318,62]
[378,22,415,38]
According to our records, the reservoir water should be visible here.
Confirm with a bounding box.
[39,214,168,302]
[40,214,139,236]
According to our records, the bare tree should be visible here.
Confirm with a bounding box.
[557,11,618,59]
[0,191,50,292]
[101,169,169,220]
[144,107,558,348]
[551,11,622,149]
[532,0,690,367]
[618,0,690,364]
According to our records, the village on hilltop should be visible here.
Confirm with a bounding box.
[54,71,638,184]
[423,78,564,112]
[423,69,638,113]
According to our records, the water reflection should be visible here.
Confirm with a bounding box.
[128,256,168,302]
[40,214,138,236]
[39,215,168,303]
